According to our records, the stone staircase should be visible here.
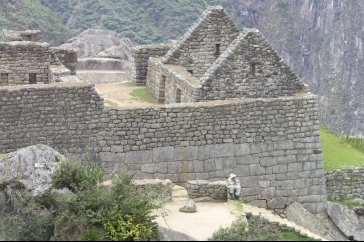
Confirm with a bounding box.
[237,202,328,241]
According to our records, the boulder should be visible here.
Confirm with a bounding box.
[327,201,364,240]
[0,144,65,197]
[286,202,334,240]
[179,199,197,213]
[158,226,197,241]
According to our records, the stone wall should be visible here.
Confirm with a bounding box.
[0,41,58,85]
[326,167,364,199]
[186,180,227,200]
[146,57,199,103]
[0,82,327,214]
[1,29,41,42]
[131,44,171,86]
[52,47,77,75]
[162,6,240,78]
[130,179,173,200]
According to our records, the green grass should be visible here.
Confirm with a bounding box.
[320,126,364,170]
[104,100,118,107]
[129,88,157,104]
[283,231,319,241]
[0,154,6,158]
[329,196,364,209]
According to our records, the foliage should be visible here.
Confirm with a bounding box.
[208,216,284,241]
[0,181,55,241]
[52,158,105,192]
[52,169,163,241]
[339,132,364,154]
[320,126,364,170]
[0,0,70,45]
[104,99,119,107]
[328,195,364,209]
[283,231,320,241]
[129,88,158,104]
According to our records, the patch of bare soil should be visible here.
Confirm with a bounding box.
[94,81,162,107]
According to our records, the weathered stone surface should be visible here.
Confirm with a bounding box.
[327,201,364,240]
[0,144,64,197]
[179,199,197,213]
[158,225,197,241]
[286,202,334,240]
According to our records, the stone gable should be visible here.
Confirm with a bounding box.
[198,28,307,100]
[162,6,240,78]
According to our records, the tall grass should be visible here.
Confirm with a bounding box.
[320,126,364,170]
[339,132,364,153]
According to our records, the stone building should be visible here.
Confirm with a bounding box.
[0,29,78,86]
[0,6,328,215]
[132,6,307,103]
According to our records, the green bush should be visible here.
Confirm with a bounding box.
[0,181,55,241]
[208,216,284,241]
[52,158,105,192]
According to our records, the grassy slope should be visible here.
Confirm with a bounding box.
[320,126,364,170]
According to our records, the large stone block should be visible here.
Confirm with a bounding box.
[210,143,234,158]
[240,176,259,187]
[249,200,267,208]
[267,197,287,209]
[167,161,181,173]
[249,164,265,176]
[192,160,204,172]
[235,143,250,156]
[198,145,210,160]
[153,146,175,162]
[125,150,153,164]
[181,160,194,173]
[236,154,259,165]
[141,163,158,173]
[241,187,263,196]
[175,146,198,161]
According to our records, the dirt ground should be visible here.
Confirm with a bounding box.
[94,81,162,107]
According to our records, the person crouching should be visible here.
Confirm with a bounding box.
[227,174,241,200]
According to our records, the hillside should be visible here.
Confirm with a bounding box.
[0,0,70,45]
[1,0,363,136]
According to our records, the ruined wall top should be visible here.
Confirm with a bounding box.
[1,29,42,42]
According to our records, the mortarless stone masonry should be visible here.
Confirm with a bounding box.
[0,6,328,215]
[0,81,327,215]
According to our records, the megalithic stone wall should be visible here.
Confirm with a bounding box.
[131,44,171,85]
[0,82,327,215]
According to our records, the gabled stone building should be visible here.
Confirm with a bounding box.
[136,6,307,103]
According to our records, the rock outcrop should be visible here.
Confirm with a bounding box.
[327,201,364,241]
[0,144,64,197]
[285,202,335,240]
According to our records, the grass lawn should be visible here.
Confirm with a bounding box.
[104,99,118,107]
[283,231,320,241]
[0,154,5,158]
[129,88,158,104]
[320,126,364,170]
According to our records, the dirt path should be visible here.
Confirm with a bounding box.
[153,185,239,241]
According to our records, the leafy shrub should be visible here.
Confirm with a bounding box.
[52,158,105,192]
[0,181,55,241]
[208,216,284,241]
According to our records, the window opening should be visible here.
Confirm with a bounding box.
[250,63,257,76]
[214,44,221,56]
[0,73,8,86]
[29,73,37,84]
[176,88,181,103]
[158,75,166,103]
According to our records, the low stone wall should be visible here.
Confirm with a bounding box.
[147,57,199,103]
[326,167,364,199]
[130,179,173,200]
[52,47,77,75]
[131,44,171,86]
[186,180,227,200]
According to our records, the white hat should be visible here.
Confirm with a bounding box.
[229,174,236,179]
